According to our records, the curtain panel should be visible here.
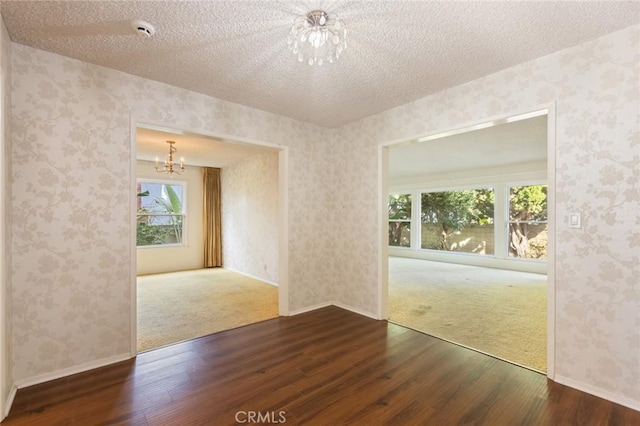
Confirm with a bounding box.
[203,167,222,267]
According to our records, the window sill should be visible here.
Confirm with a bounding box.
[136,244,187,249]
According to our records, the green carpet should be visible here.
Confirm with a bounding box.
[389,257,547,372]
[137,268,279,352]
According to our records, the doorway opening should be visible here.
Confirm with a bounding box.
[379,107,555,375]
[131,122,289,354]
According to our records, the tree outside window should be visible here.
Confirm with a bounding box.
[388,194,411,247]
[137,180,185,247]
[508,185,547,259]
[421,189,494,254]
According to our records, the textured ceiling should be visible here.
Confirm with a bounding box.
[136,126,277,167]
[2,1,638,128]
[389,115,547,183]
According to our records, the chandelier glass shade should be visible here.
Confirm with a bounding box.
[288,10,346,65]
[155,141,184,176]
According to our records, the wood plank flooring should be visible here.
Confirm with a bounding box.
[3,306,639,425]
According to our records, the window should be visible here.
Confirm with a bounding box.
[508,185,547,259]
[137,180,186,247]
[388,194,411,247]
[421,188,495,255]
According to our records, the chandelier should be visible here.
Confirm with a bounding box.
[288,10,346,65]
[155,141,184,175]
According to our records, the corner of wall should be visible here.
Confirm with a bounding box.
[324,127,340,304]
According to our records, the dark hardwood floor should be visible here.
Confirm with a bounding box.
[3,306,639,425]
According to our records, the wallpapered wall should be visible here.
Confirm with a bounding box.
[136,161,204,275]
[221,151,279,284]
[331,25,639,405]
[10,44,333,383]
[6,22,639,407]
[1,16,13,411]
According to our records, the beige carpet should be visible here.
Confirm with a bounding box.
[389,257,547,372]
[137,268,278,352]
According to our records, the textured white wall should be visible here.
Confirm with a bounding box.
[332,25,639,406]
[221,151,279,283]
[136,161,204,275]
[10,44,333,383]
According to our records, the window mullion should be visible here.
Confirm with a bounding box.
[494,183,508,259]
[411,190,421,250]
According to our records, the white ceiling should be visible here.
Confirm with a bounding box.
[136,126,277,168]
[2,1,638,128]
[389,114,547,181]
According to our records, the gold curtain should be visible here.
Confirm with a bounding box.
[203,167,222,267]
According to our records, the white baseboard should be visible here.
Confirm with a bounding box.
[223,267,278,287]
[332,302,378,320]
[289,302,332,316]
[290,302,379,320]
[554,374,640,411]
[15,353,131,389]
[3,384,16,419]
[289,302,378,320]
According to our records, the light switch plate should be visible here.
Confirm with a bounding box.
[569,213,581,229]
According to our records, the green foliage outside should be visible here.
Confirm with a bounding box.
[388,194,412,220]
[136,222,171,246]
[509,185,547,258]
[509,185,547,221]
[389,186,547,257]
[136,185,183,246]
[421,189,494,250]
[388,194,412,246]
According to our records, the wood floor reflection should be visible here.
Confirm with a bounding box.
[4,306,638,425]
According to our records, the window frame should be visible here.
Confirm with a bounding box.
[388,193,413,249]
[388,181,547,264]
[506,182,548,261]
[136,178,188,249]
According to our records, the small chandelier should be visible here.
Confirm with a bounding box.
[155,141,184,175]
[288,10,346,65]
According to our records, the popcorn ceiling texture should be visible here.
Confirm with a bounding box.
[6,22,640,410]
[330,25,639,405]
[1,1,638,128]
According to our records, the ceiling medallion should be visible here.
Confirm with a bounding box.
[288,10,346,65]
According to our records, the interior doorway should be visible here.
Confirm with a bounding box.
[379,107,555,375]
[130,122,289,354]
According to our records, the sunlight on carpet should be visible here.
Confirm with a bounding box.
[389,257,547,372]
[137,268,278,352]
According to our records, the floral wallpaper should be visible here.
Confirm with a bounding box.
[1,16,13,409]
[10,44,333,383]
[6,21,639,409]
[221,151,279,284]
[331,25,639,405]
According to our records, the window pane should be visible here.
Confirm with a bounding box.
[138,182,184,214]
[508,185,547,259]
[137,180,185,246]
[388,194,411,220]
[137,215,184,246]
[421,189,494,255]
[389,222,411,247]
